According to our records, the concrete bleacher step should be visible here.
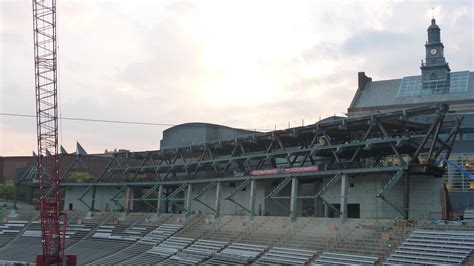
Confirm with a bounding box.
[312,252,379,265]
[163,239,228,264]
[138,223,184,245]
[256,246,316,265]
[0,220,29,248]
[204,242,267,265]
[385,229,473,265]
[397,244,469,254]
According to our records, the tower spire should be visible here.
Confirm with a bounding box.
[420,17,450,94]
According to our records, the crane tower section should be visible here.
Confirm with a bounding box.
[32,0,65,263]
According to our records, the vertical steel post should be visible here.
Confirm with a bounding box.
[340,174,348,223]
[214,182,222,219]
[124,187,132,213]
[324,202,329,218]
[185,183,192,216]
[248,179,256,221]
[404,173,410,220]
[90,186,96,212]
[289,176,298,222]
[157,184,163,214]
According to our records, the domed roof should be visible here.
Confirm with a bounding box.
[428,18,440,30]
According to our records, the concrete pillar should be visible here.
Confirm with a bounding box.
[124,187,132,213]
[340,174,348,223]
[324,202,329,218]
[248,179,257,221]
[404,173,410,220]
[289,176,299,222]
[214,182,222,219]
[90,186,97,212]
[184,183,192,216]
[156,184,164,214]
[13,184,18,210]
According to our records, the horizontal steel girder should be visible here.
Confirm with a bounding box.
[60,166,404,187]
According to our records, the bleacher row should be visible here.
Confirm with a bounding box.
[385,229,474,265]
[0,220,27,247]
[0,212,473,265]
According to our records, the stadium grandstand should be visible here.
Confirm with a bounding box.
[1,18,473,265]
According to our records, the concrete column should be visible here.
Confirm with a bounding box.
[248,179,257,221]
[214,182,222,219]
[124,187,132,213]
[13,184,18,210]
[184,183,192,216]
[289,176,299,222]
[404,173,410,220]
[324,202,329,218]
[340,174,348,223]
[156,184,164,214]
[90,186,97,212]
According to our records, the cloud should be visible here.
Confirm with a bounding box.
[0,0,472,156]
[342,30,414,55]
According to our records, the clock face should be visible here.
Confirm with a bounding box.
[430,48,437,55]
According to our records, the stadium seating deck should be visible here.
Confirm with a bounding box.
[0,220,28,248]
[86,223,156,265]
[1,210,474,265]
[162,239,228,264]
[255,246,316,265]
[116,223,185,265]
[312,252,379,265]
[384,229,474,265]
[204,242,268,265]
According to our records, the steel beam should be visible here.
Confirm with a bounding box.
[224,179,253,214]
[193,182,218,214]
[61,166,404,188]
[377,170,406,197]
[167,183,188,201]
[340,174,348,223]
[157,184,163,214]
[289,176,298,222]
[184,183,192,216]
[265,176,292,199]
[314,173,342,216]
[377,169,407,218]
[214,182,222,219]
[249,179,257,220]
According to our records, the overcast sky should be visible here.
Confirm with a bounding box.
[0,0,473,156]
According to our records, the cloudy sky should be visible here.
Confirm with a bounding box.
[0,0,473,156]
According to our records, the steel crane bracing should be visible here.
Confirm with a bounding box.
[32,0,68,264]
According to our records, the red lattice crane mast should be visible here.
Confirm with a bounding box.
[32,0,75,264]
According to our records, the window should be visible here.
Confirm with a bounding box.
[449,71,470,93]
[398,71,470,97]
[398,76,422,97]
[420,79,448,95]
[463,133,474,140]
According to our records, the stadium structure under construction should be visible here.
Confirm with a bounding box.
[0,18,473,265]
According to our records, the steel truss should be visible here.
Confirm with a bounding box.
[31,0,67,263]
[18,105,462,219]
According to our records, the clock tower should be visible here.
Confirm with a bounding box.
[420,18,450,94]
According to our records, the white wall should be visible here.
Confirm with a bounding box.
[63,173,442,219]
[64,185,124,211]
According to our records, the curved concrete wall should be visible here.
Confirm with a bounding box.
[160,122,258,150]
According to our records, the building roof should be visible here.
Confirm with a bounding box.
[428,18,440,30]
[160,122,259,150]
[348,71,474,113]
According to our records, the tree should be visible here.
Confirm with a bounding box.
[0,181,15,201]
